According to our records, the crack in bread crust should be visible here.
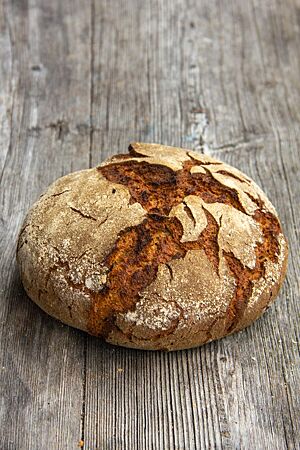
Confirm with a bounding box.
[99,159,247,216]
[223,210,281,332]
[86,146,282,338]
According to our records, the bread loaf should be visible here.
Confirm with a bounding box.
[16,143,288,350]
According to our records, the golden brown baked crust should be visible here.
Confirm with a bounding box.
[16,143,288,350]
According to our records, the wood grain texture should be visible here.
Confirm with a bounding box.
[0,0,299,449]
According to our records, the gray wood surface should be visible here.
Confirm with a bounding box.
[0,0,299,449]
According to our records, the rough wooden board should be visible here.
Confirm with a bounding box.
[0,0,299,449]
[0,0,91,448]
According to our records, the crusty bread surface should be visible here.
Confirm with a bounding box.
[17,143,288,350]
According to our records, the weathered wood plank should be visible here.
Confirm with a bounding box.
[85,1,299,449]
[0,0,92,448]
[0,0,299,449]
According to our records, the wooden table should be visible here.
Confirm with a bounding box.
[0,1,299,449]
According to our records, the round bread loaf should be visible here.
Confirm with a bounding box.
[17,143,288,350]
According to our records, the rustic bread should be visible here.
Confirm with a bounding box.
[16,143,288,350]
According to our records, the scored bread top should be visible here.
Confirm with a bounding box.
[17,143,288,350]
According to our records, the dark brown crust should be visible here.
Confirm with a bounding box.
[88,215,185,336]
[223,210,281,332]
[100,158,247,216]
[87,148,282,337]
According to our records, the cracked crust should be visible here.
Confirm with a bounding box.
[16,143,288,350]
